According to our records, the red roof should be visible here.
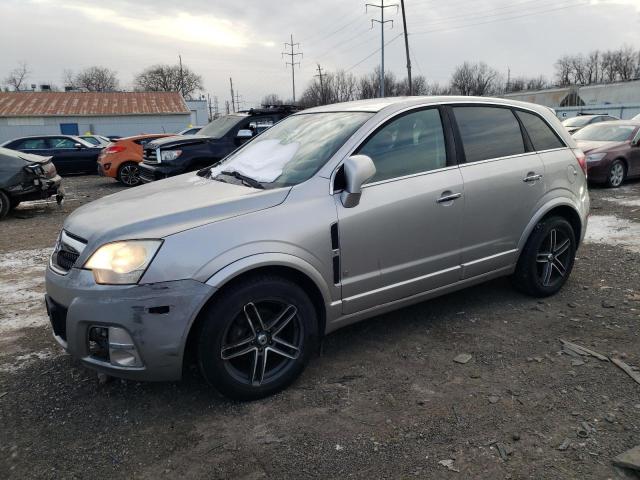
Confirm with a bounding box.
[0,91,190,117]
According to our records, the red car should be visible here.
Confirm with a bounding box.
[573,121,640,187]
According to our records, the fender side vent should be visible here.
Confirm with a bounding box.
[330,223,339,250]
[332,256,340,285]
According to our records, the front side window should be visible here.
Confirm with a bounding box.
[209,111,373,188]
[453,106,525,163]
[357,108,447,183]
[517,111,565,151]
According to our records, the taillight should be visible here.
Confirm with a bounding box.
[104,145,125,154]
[572,148,587,177]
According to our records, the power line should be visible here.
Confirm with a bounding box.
[412,1,588,35]
[345,32,404,73]
[366,0,399,97]
[312,24,373,61]
[282,34,303,103]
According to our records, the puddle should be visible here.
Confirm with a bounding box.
[584,215,640,253]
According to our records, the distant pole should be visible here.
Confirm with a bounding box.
[367,1,398,98]
[225,100,230,114]
[400,0,412,95]
[230,77,235,113]
[207,93,213,121]
[178,54,184,97]
[315,64,326,104]
[282,34,303,103]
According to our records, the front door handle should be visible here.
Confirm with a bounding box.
[523,173,543,183]
[436,192,462,204]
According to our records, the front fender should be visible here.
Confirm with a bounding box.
[204,252,334,310]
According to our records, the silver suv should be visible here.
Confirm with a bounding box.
[45,97,589,400]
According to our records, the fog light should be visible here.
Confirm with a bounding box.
[108,327,143,368]
[104,163,112,171]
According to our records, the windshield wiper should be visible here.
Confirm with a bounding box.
[219,170,265,189]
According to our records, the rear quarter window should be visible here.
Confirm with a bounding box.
[453,106,525,163]
[516,111,565,151]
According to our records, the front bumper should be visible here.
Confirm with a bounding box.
[45,267,215,381]
[586,161,611,183]
[139,162,185,183]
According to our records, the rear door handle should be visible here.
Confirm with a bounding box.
[436,192,462,204]
[523,173,543,183]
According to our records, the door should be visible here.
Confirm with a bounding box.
[630,129,640,177]
[60,123,79,135]
[451,106,546,278]
[47,137,96,174]
[336,107,464,314]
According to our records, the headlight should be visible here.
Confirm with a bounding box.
[84,240,162,285]
[586,153,607,163]
[160,150,182,161]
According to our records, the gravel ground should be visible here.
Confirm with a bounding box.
[1,175,640,479]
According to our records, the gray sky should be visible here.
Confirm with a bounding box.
[2,0,640,108]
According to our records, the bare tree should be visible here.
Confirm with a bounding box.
[261,93,283,106]
[73,66,119,92]
[613,45,637,81]
[134,64,203,99]
[5,62,30,91]
[450,62,500,96]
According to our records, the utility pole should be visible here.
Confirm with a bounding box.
[207,93,213,121]
[230,77,235,113]
[367,0,398,98]
[400,0,412,95]
[235,93,244,111]
[178,54,184,97]
[506,67,511,93]
[225,100,230,114]
[282,34,303,103]
[315,64,326,104]
[213,96,219,118]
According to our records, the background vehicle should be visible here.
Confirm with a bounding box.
[98,134,172,186]
[0,147,63,218]
[139,105,299,183]
[1,135,102,175]
[562,114,619,134]
[80,135,111,147]
[46,97,588,400]
[573,120,640,187]
[178,126,203,135]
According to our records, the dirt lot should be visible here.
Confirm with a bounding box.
[1,175,640,479]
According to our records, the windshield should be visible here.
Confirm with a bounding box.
[563,116,594,127]
[209,112,373,188]
[199,115,246,138]
[573,124,636,142]
[82,136,100,145]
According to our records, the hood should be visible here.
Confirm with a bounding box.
[64,172,290,245]
[575,140,628,154]
[146,134,211,149]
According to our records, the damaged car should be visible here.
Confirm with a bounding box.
[0,147,64,219]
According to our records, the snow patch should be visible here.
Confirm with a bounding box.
[584,215,640,253]
[0,349,60,373]
[602,197,640,208]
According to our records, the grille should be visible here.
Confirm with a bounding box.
[51,231,86,274]
[143,148,159,164]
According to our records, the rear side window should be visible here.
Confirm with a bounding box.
[517,111,565,151]
[453,107,525,163]
[14,138,47,149]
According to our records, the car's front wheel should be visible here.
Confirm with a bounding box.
[197,275,318,400]
[0,191,10,219]
[512,216,577,297]
[117,162,141,187]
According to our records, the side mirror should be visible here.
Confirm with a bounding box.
[74,142,83,149]
[340,155,376,208]
[236,129,253,139]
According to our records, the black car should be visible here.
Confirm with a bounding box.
[139,106,299,182]
[1,135,103,175]
[0,147,64,219]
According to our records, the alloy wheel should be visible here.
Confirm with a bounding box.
[609,162,625,187]
[120,164,140,186]
[536,228,571,287]
[220,301,302,386]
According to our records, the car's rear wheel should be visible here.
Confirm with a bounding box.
[0,191,10,219]
[606,160,626,188]
[117,162,141,187]
[512,216,576,297]
[197,275,318,400]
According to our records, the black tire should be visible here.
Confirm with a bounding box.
[512,216,576,297]
[117,162,141,187]
[197,275,318,400]
[0,191,9,219]
[606,159,626,188]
